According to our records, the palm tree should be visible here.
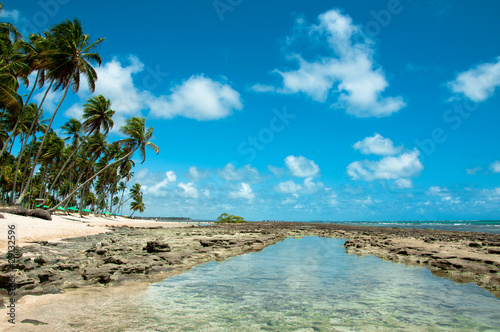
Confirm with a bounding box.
[130,193,145,217]
[82,95,114,136]
[50,117,159,213]
[9,103,39,204]
[16,19,104,205]
[44,118,83,200]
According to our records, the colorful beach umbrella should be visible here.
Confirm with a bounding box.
[66,207,79,211]
[102,211,111,215]
[82,209,92,213]
[57,206,65,211]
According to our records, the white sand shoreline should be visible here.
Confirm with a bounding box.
[0,212,190,250]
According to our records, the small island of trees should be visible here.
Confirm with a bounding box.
[216,213,247,223]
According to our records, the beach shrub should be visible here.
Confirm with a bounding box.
[216,213,247,223]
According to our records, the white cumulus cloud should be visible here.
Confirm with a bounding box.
[275,181,302,194]
[72,57,241,127]
[285,155,320,178]
[229,183,255,200]
[146,171,177,197]
[148,75,242,120]
[448,57,500,102]
[347,149,423,181]
[353,133,403,156]
[264,9,405,118]
[394,178,413,189]
[188,166,209,182]
[489,161,500,173]
[217,163,260,182]
[427,186,448,196]
[178,182,199,199]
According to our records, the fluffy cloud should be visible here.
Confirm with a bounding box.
[148,75,242,120]
[217,163,260,182]
[394,178,413,189]
[275,181,302,194]
[93,56,146,116]
[353,133,402,156]
[481,188,500,200]
[285,155,320,178]
[275,177,324,194]
[0,9,20,22]
[347,149,423,181]
[266,9,405,117]
[146,171,177,197]
[178,182,199,199]
[76,56,150,130]
[489,161,500,173]
[72,57,241,127]
[188,166,209,182]
[448,57,500,102]
[229,183,255,200]
[303,177,324,193]
[427,186,448,196]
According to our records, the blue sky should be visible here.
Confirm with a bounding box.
[3,0,500,220]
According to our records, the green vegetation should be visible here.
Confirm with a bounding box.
[0,5,159,216]
[216,213,247,223]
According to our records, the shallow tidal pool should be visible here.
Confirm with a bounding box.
[120,236,500,331]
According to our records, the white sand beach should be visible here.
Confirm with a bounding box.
[0,212,190,249]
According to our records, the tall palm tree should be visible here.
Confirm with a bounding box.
[82,95,114,136]
[43,118,83,202]
[129,193,145,217]
[9,103,39,204]
[17,19,104,205]
[50,117,159,212]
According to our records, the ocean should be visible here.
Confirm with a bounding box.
[181,219,500,234]
[302,220,500,234]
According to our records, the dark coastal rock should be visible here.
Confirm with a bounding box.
[21,319,49,326]
[34,256,46,265]
[121,264,149,275]
[28,209,52,221]
[95,248,108,255]
[103,256,126,265]
[144,241,171,253]
[0,273,12,288]
[38,269,57,283]
[82,266,118,284]
[55,263,79,271]
[16,276,37,287]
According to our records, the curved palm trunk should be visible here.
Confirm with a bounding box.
[42,141,80,204]
[9,132,30,204]
[16,82,70,205]
[0,138,17,186]
[0,72,42,161]
[50,148,137,213]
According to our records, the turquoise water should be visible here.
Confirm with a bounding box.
[123,237,500,331]
[303,220,500,234]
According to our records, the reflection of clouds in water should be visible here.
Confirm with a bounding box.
[12,237,500,331]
